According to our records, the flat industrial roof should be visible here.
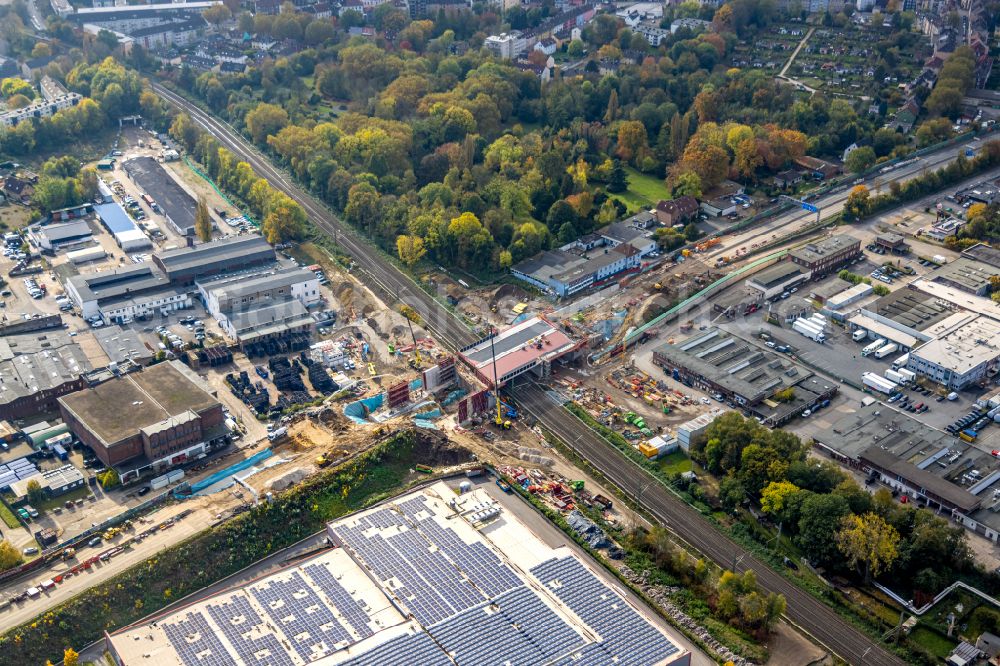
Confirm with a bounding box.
[789,234,859,264]
[846,313,920,348]
[109,481,688,666]
[911,316,1000,374]
[0,333,90,406]
[864,288,951,331]
[811,403,985,513]
[95,202,139,235]
[653,327,812,404]
[153,235,275,279]
[123,156,197,235]
[92,325,153,365]
[746,262,806,289]
[962,243,1000,269]
[826,282,873,309]
[207,266,315,304]
[460,316,579,385]
[58,361,218,446]
[228,299,313,340]
[67,264,169,303]
[912,279,1000,321]
[932,256,998,293]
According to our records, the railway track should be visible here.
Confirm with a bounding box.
[154,82,906,665]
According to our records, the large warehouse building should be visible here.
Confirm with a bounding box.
[107,482,691,665]
[0,330,92,421]
[459,316,583,387]
[652,327,836,425]
[812,404,1000,542]
[122,156,199,237]
[58,361,228,484]
[64,235,275,322]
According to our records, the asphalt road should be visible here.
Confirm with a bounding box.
[154,84,905,665]
[705,131,997,260]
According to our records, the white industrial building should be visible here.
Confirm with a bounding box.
[908,316,1000,389]
[198,266,319,346]
[825,283,874,311]
[198,266,320,316]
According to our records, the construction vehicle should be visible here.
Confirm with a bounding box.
[267,426,288,442]
[367,362,376,376]
[316,453,332,468]
[62,547,76,560]
[406,318,422,368]
[500,401,518,419]
[653,282,663,291]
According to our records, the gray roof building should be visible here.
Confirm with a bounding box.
[153,235,275,283]
[93,325,154,366]
[932,256,998,296]
[66,264,170,306]
[651,327,817,409]
[962,243,1000,269]
[0,330,91,421]
[810,403,1000,526]
[788,234,861,272]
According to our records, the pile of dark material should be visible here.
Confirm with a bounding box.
[243,333,311,358]
[308,364,337,394]
[276,391,313,410]
[226,370,270,414]
[269,356,306,393]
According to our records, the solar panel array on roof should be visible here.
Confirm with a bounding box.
[162,612,234,666]
[250,570,353,661]
[0,458,39,490]
[204,597,293,666]
[531,556,679,666]
[332,495,522,627]
[302,563,374,640]
[428,585,584,666]
[338,630,451,666]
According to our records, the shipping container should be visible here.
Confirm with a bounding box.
[166,469,185,483]
[852,329,868,342]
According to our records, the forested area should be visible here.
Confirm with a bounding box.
[156,0,949,273]
[695,413,974,596]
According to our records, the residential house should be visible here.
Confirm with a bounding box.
[654,196,699,226]
[774,169,804,188]
[534,37,558,56]
[793,155,842,180]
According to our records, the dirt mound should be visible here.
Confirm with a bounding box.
[490,284,531,307]
[409,429,473,467]
[636,294,674,324]
[334,282,355,303]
